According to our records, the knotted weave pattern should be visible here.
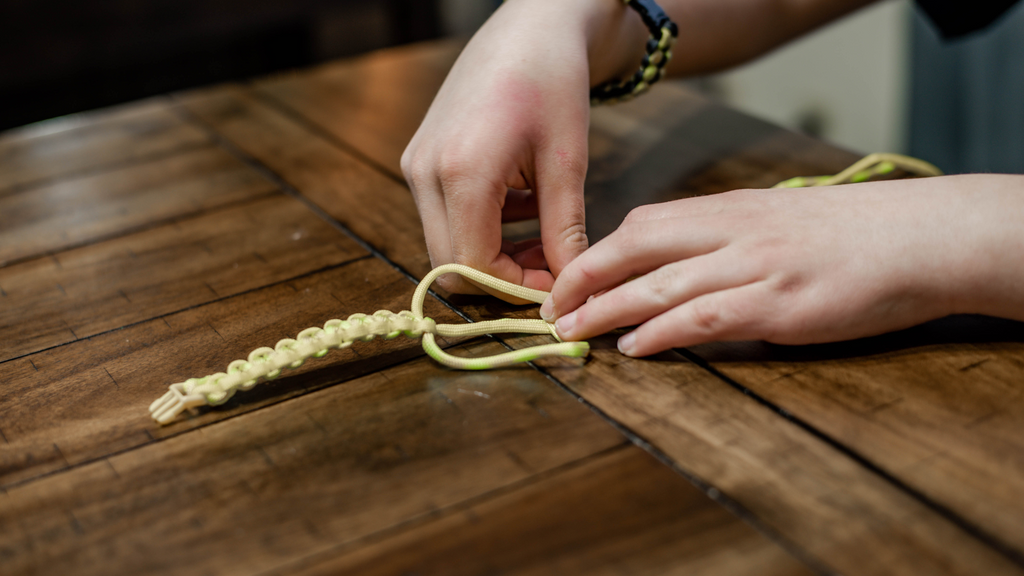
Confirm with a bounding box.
[149,264,589,424]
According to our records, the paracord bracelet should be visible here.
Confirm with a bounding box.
[590,0,678,105]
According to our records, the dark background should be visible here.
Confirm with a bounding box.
[0,0,441,132]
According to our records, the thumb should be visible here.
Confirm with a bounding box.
[536,144,589,277]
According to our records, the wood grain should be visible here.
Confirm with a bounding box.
[282,446,814,576]
[252,39,858,244]
[692,317,1024,559]
[256,39,462,177]
[527,336,1024,576]
[177,86,433,278]
[0,194,366,362]
[0,257,462,488]
[583,90,859,240]
[6,38,1023,576]
[237,39,1024,571]
[0,98,210,194]
[0,145,278,266]
[1,340,627,576]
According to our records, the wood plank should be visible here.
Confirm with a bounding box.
[0,145,278,266]
[256,39,463,177]
[279,446,815,576]
[519,336,1024,575]
[214,41,1024,569]
[0,98,210,194]
[583,93,859,240]
[0,257,463,488]
[691,317,1024,559]
[1,340,627,576]
[253,39,858,243]
[177,86,433,278]
[0,194,366,362]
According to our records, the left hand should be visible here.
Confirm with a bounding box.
[540,174,1024,356]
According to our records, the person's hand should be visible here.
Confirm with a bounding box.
[401,0,645,297]
[541,174,1024,356]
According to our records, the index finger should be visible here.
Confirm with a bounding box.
[544,216,724,320]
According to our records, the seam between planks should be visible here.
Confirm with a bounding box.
[249,88,408,187]
[0,187,282,270]
[172,87,837,575]
[250,442,634,576]
[168,95,472,328]
[0,254,374,368]
[197,83,1024,569]
[0,331,483,492]
[0,141,215,201]
[676,347,1024,567]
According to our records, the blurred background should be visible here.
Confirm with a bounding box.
[2,0,1022,173]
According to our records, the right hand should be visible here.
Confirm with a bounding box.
[401,0,645,298]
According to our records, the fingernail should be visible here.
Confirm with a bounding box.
[540,296,554,321]
[556,311,576,335]
[617,332,636,356]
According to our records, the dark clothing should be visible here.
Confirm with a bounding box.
[916,0,1022,38]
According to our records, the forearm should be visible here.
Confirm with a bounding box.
[943,175,1024,322]
[580,0,880,85]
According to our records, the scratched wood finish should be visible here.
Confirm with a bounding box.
[0,194,366,362]
[0,257,462,488]
[283,447,815,576]
[256,40,463,177]
[256,40,1024,572]
[178,87,433,278]
[253,39,857,243]
[528,336,1023,575]
[0,98,210,194]
[4,38,1024,576]
[0,146,278,265]
[1,341,628,576]
[0,75,819,575]
[692,319,1024,559]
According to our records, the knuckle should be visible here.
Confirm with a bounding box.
[399,147,414,181]
[402,155,433,190]
[690,297,726,334]
[613,226,644,255]
[560,221,589,251]
[770,271,804,296]
[642,267,676,307]
[574,258,600,286]
[623,205,650,223]
[436,145,476,187]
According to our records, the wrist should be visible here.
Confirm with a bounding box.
[582,0,649,88]
[488,0,648,89]
[944,175,1024,320]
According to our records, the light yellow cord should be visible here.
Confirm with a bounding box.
[149,264,589,425]
[150,153,940,424]
[772,153,942,188]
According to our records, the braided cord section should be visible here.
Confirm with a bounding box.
[150,264,589,424]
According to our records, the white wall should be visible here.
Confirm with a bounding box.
[437,0,912,155]
[707,0,912,154]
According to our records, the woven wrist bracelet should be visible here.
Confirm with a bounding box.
[590,0,678,105]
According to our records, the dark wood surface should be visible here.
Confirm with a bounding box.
[2,39,1023,576]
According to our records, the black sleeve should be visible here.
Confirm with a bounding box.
[916,0,1021,38]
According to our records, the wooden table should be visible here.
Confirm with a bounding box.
[2,39,1023,576]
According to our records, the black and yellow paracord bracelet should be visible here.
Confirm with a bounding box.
[590,0,679,105]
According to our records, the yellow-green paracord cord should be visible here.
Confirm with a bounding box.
[150,153,941,424]
[149,264,589,425]
[772,153,942,188]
